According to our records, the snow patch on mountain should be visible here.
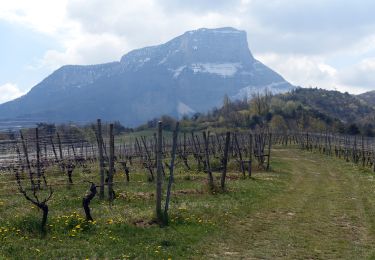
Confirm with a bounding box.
[170,66,187,78]
[190,63,241,77]
[177,101,195,117]
[158,56,168,65]
[232,81,294,100]
[211,29,243,34]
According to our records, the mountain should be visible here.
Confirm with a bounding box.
[0,27,294,126]
[358,90,375,107]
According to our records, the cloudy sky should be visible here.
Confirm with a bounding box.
[1,0,375,104]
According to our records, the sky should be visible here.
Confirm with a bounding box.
[1,0,375,104]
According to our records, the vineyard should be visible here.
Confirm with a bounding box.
[1,120,375,258]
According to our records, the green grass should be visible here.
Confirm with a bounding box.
[1,148,375,259]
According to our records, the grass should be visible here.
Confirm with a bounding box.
[1,147,375,259]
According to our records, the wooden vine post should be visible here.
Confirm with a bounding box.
[221,132,231,190]
[266,133,272,171]
[249,133,253,177]
[97,119,105,199]
[163,122,179,225]
[156,121,163,222]
[203,131,214,190]
[233,133,245,178]
[36,127,41,189]
[108,123,115,202]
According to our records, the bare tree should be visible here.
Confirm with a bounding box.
[16,129,53,233]
[250,89,273,124]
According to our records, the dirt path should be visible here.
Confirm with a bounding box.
[207,148,375,259]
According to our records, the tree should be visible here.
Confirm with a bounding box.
[160,115,177,131]
[270,115,288,132]
[249,89,272,117]
[222,94,231,117]
[347,124,360,135]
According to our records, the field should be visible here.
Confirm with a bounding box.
[1,146,375,259]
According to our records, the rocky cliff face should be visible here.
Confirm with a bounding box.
[0,27,293,126]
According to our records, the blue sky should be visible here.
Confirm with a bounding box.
[0,22,60,91]
[1,0,375,104]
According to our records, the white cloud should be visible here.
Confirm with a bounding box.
[0,83,25,104]
[0,0,73,35]
[1,0,375,94]
[256,53,375,94]
[339,58,375,91]
[34,0,243,70]
[38,33,130,69]
[257,53,338,88]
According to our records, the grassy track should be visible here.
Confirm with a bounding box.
[1,148,375,259]
[204,148,375,259]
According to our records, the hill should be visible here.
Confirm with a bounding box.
[358,90,375,107]
[140,88,375,136]
[280,88,374,124]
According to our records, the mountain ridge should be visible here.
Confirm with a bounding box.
[0,27,294,126]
